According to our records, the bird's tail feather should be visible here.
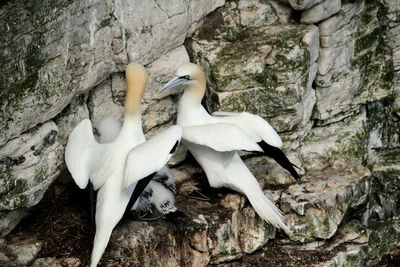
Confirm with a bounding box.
[90,226,113,267]
[224,154,291,235]
[246,189,291,235]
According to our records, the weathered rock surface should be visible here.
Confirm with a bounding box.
[0,236,42,266]
[314,0,394,124]
[299,109,368,168]
[0,122,63,236]
[282,159,370,242]
[0,0,399,265]
[313,219,400,266]
[300,0,341,24]
[191,1,318,135]
[287,0,325,11]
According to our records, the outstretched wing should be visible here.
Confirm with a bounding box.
[182,123,262,153]
[123,125,182,189]
[212,111,282,148]
[65,119,107,189]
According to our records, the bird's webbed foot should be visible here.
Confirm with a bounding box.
[187,189,211,201]
[135,205,165,221]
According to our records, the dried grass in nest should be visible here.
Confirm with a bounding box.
[11,183,93,265]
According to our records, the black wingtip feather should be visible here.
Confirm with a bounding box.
[170,140,179,154]
[258,141,301,181]
[124,172,157,217]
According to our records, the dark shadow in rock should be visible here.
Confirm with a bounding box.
[6,172,93,266]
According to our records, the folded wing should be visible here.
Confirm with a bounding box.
[182,123,262,153]
[123,125,182,189]
[213,111,299,180]
[212,111,282,148]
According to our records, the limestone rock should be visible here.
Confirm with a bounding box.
[314,0,394,123]
[0,210,28,238]
[201,219,399,266]
[193,0,290,43]
[269,1,293,24]
[54,96,90,145]
[301,0,341,24]
[0,237,42,266]
[0,121,62,210]
[87,76,125,128]
[299,110,368,169]
[237,0,279,27]
[365,100,400,222]
[192,23,318,133]
[0,121,63,236]
[281,159,371,242]
[314,219,400,266]
[287,0,325,10]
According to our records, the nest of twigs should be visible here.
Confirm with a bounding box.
[10,181,93,265]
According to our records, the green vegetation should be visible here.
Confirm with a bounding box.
[206,24,310,124]
[351,0,394,98]
[0,165,29,210]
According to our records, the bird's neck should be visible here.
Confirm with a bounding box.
[119,84,144,143]
[180,78,206,107]
[118,113,144,144]
[178,78,208,126]
[124,83,143,117]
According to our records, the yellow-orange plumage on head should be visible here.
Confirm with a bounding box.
[124,63,148,116]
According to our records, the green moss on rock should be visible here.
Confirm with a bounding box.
[354,28,380,54]
[202,25,311,128]
[366,219,400,265]
[351,0,394,98]
[0,165,29,210]
[209,25,310,92]
[337,127,368,161]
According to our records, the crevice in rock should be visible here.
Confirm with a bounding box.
[291,9,302,23]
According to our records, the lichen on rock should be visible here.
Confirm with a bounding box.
[191,3,318,134]
[0,0,399,265]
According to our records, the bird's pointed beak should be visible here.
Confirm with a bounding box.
[160,76,186,92]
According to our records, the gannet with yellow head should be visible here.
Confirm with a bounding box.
[96,117,178,216]
[65,63,182,267]
[160,63,300,234]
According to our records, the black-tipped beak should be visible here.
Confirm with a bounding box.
[160,76,189,92]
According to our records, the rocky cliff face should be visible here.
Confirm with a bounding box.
[0,0,399,266]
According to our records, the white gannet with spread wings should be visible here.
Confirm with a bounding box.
[65,63,181,267]
[96,116,177,216]
[160,63,300,234]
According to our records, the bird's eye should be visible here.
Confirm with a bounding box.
[181,75,191,80]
